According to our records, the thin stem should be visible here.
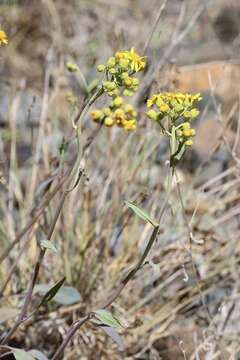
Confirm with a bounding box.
[175,170,226,360]
[1,87,104,345]
[102,164,172,307]
[51,316,89,360]
[51,163,173,358]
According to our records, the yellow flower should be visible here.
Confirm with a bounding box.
[147,95,160,107]
[125,47,146,72]
[124,104,134,114]
[182,129,192,137]
[123,119,136,131]
[91,110,102,121]
[116,48,146,72]
[66,61,79,73]
[113,96,123,107]
[159,103,169,112]
[0,30,8,45]
[146,109,158,121]
[97,64,106,72]
[185,139,193,146]
[181,122,190,130]
[114,109,125,121]
[105,117,114,127]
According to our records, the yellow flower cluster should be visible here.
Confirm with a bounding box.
[91,96,137,131]
[0,30,8,46]
[146,92,201,165]
[97,47,145,97]
[147,92,201,121]
[176,122,196,147]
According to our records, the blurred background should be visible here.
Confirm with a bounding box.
[0,0,240,359]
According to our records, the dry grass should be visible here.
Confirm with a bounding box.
[0,0,240,359]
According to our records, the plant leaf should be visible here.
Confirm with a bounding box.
[40,240,58,253]
[28,350,49,360]
[100,325,124,351]
[35,284,81,305]
[37,277,65,307]
[175,144,186,161]
[12,349,35,360]
[125,200,158,227]
[93,309,122,330]
[0,307,19,324]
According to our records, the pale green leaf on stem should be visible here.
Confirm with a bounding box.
[125,200,158,228]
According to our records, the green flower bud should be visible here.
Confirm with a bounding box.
[113,96,123,107]
[119,58,130,69]
[66,61,79,73]
[123,89,134,97]
[103,107,111,116]
[97,64,106,72]
[109,68,116,75]
[104,117,114,126]
[146,109,158,121]
[185,139,193,146]
[107,56,116,68]
[91,110,103,121]
[121,72,129,80]
[103,81,117,92]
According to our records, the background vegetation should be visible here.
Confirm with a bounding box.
[0,0,240,359]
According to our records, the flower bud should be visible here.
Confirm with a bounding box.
[109,68,116,75]
[104,117,114,126]
[146,109,158,121]
[103,81,117,92]
[113,96,123,107]
[91,110,102,121]
[124,77,133,87]
[66,61,79,73]
[123,89,134,97]
[182,129,192,137]
[124,104,134,114]
[119,58,130,69]
[107,56,116,68]
[97,64,106,72]
[181,122,190,130]
[103,107,111,116]
[159,103,169,112]
[185,139,193,146]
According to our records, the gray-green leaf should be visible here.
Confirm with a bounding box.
[35,283,81,305]
[12,349,35,360]
[37,277,65,307]
[93,309,122,330]
[40,240,58,253]
[125,200,158,227]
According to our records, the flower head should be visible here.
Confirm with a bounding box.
[0,30,8,46]
[120,47,146,72]
[146,91,202,165]
[95,48,146,98]
[90,95,137,131]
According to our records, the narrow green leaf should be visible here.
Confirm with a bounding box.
[37,277,65,307]
[175,144,186,161]
[125,200,158,227]
[100,325,124,350]
[35,285,81,305]
[12,349,35,360]
[93,309,123,330]
[40,240,58,253]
